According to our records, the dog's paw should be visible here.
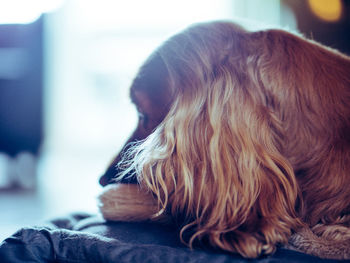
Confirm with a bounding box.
[287,226,350,260]
[98,183,161,222]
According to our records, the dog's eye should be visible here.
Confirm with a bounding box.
[138,112,149,128]
[137,111,145,120]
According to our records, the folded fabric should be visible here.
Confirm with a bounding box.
[0,214,345,263]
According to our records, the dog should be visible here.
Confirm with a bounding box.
[98,21,350,259]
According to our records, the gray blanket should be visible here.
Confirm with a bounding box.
[0,213,345,262]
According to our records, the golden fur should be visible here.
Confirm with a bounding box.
[98,21,350,259]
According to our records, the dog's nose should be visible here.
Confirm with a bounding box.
[99,162,139,186]
[99,162,119,186]
[99,174,110,186]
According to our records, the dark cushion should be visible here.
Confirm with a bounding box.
[0,213,345,263]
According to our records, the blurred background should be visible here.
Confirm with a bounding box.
[0,0,349,241]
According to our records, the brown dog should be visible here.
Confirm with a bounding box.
[98,21,350,259]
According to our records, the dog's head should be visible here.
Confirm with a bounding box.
[100,21,350,257]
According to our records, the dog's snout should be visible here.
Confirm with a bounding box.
[99,123,155,186]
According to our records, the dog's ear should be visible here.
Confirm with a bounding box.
[197,73,303,256]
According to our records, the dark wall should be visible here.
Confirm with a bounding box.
[282,0,350,55]
[0,17,44,157]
